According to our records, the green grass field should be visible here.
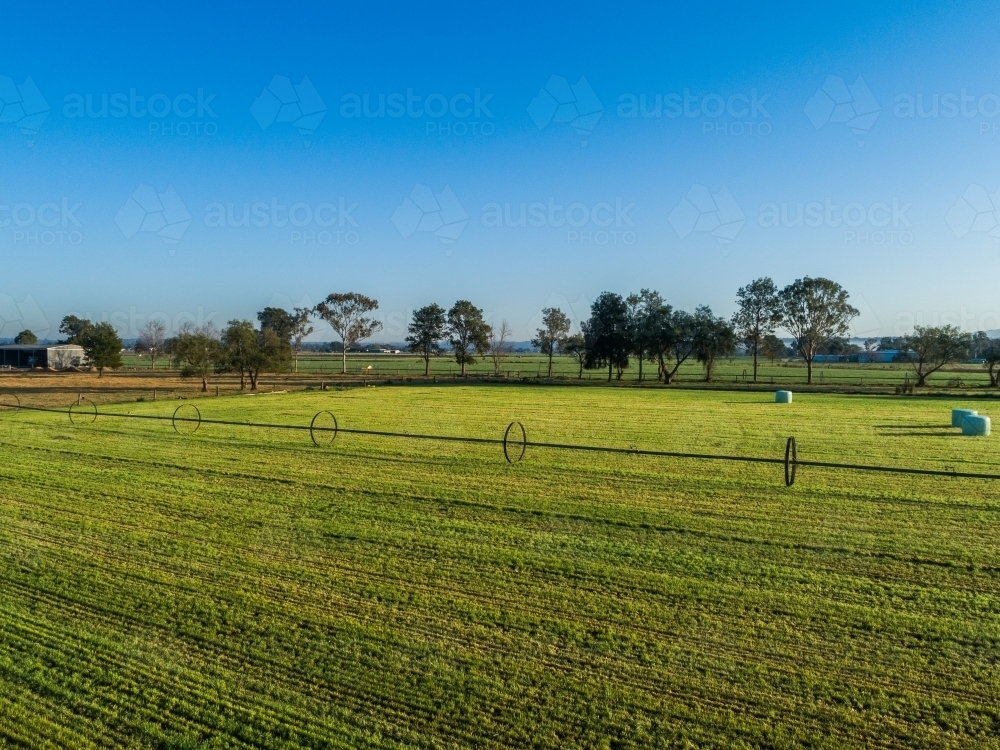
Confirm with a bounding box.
[1,385,999,748]
[119,352,996,389]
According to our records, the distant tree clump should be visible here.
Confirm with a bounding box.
[626,290,668,383]
[969,330,991,359]
[563,333,587,379]
[136,320,167,369]
[818,337,861,356]
[13,330,37,345]
[660,310,699,385]
[219,320,291,390]
[583,292,630,381]
[488,319,513,376]
[59,315,93,345]
[983,341,1000,387]
[82,322,123,377]
[289,308,314,373]
[313,293,382,375]
[632,291,673,382]
[778,277,858,384]
[878,336,908,352]
[446,300,491,376]
[760,334,787,364]
[902,325,972,387]
[732,277,781,382]
[693,306,736,382]
[406,304,447,376]
[532,307,571,378]
[257,307,295,343]
[169,324,221,391]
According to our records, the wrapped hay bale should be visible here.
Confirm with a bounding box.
[961,415,991,436]
[775,390,793,404]
[952,409,978,427]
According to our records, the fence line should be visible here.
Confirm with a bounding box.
[3,398,1000,487]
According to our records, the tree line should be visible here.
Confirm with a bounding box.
[54,294,511,389]
[534,276,858,385]
[543,277,993,387]
[42,277,1000,389]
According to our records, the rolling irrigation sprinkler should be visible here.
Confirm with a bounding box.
[3,397,1000,487]
[68,398,97,425]
[172,404,202,434]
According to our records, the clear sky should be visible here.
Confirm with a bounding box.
[2,1,999,342]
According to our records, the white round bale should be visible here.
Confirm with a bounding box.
[775,390,793,404]
[961,415,991,436]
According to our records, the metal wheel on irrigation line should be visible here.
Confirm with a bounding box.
[784,436,798,487]
[0,393,20,414]
[503,421,527,464]
[68,398,97,425]
[172,403,202,434]
[310,411,338,447]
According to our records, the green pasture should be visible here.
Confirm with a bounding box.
[120,351,996,389]
[0,386,998,748]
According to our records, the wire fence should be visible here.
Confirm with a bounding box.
[2,395,1000,488]
[111,354,989,387]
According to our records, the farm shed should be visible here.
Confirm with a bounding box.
[0,344,86,370]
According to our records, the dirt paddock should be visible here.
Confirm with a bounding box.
[0,370,343,409]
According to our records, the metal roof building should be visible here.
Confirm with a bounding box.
[0,344,87,370]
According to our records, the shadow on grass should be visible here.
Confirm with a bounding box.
[880,432,963,438]
[874,424,962,437]
[875,424,951,430]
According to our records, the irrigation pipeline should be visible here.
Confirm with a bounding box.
[3,397,1000,487]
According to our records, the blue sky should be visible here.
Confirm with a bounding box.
[2,1,1000,342]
